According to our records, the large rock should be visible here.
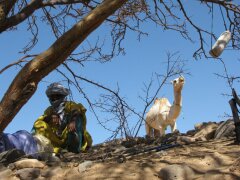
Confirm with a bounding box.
[159,164,196,180]
[193,122,218,141]
[12,159,45,170]
[15,168,40,180]
[214,119,235,139]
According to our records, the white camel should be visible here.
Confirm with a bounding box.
[145,76,185,137]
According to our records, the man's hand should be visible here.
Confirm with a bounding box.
[68,121,76,132]
[52,114,60,125]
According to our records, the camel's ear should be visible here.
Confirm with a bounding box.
[179,75,185,82]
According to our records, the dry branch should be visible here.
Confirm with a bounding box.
[0,0,128,132]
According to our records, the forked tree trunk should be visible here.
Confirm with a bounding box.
[0,0,128,132]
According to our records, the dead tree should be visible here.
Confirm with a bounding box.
[229,88,240,143]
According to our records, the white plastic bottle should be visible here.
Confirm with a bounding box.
[209,30,231,58]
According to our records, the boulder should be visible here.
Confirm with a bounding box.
[12,159,45,170]
[193,122,218,140]
[214,119,235,139]
[159,164,196,180]
[15,168,40,179]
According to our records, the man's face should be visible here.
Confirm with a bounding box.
[48,94,66,107]
[49,94,65,102]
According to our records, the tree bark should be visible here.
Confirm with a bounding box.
[229,98,240,143]
[232,88,240,107]
[0,0,17,24]
[0,0,128,132]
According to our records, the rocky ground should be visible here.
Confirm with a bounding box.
[0,119,240,180]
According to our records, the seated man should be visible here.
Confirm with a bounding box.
[32,83,92,154]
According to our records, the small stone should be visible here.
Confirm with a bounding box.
[194,123,203,130]
[116,155,126,163]
[186,130,196,136]
[177,136,195,144]
[78,161,93,173]
[158,150,168,156]
[114,145,126,153]
[45,155,61,166]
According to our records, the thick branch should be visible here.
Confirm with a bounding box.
[0,0,17,24]
[202,0,240,14]
[229,99,240,143]
[0,0,89,33]
[43,0,90,6]
[0,0,128,132]
[232,88,240,107]
[0,0,42,33]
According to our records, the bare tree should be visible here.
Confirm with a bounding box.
[90,52,188,140]
[215,58,240,143]
[0,0,239,139]
[0,0,128,131]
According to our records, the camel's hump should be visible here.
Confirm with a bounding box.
[155,98,171,107]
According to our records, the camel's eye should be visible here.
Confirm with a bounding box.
[173,80,177,83]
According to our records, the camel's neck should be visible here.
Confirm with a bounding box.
[167,90,182,120]
[173,90,182,106]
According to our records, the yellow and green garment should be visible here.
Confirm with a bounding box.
[32,101,92,154]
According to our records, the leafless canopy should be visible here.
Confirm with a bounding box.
[1,1,239,62]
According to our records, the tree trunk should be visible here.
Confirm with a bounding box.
[0,0,128,132]
[229,98,240,143]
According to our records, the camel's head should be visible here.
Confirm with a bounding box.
[171,75,185,92]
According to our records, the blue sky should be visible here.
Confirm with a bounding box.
[1,1,240,144]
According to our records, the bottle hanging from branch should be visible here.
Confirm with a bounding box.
[209,30,231,58]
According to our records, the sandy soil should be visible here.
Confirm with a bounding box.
[73,138,240,180]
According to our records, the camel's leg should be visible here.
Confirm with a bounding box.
[154,125,166,137]
[170,122,177,133]
[153,129,161,137]
[145,123,153,137]
[161,126,165,136]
